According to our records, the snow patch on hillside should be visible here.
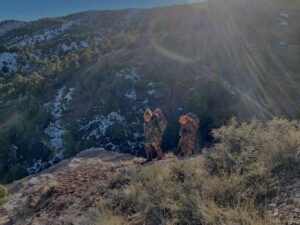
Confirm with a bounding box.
[0,52,17,72]
[12,21,77,46]
[27,159,47,174]
[147,82,157,96]
[280,13,289,18]
[44,87,75,157]
[80,41,89,48]
[125,89,137,100]
[27,87,75,174]
[60,21,75,31]
[94,37,104,42]
[279,13,289,26]
[222,80,237,96]
[61,42,78,51]
[117,69,139,82]
[60,41,90,52]
[79,112,126,140]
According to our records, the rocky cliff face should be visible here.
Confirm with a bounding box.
[0,148,141,225]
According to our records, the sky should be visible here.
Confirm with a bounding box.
[0,0,205,22]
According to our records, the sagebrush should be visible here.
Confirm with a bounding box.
[101,118,300,225]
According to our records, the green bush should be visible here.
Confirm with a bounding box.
[1,66,9,73]
[0,185,7,204]
[0,45,8,53]
[4,165,28,184]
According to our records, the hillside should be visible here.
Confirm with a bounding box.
[0,0,300,183]
[1,126,299,225]
[1,118,300,224]
[0,148,140,224]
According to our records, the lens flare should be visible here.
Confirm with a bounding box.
[147,0,299,118]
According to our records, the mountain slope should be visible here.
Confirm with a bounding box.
[0,0,299,182]
[0,20,26,37]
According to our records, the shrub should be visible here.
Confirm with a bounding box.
[101,118,300,224]
[3,164,28,184]
[0,185,7,204]
[1,66,9,73]
[0,45,7,53]
[205,118,300,178]
[109,159,274,225]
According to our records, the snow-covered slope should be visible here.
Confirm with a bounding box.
[8,21,77,46]
[0,52,17,72]
[44,87,75,154]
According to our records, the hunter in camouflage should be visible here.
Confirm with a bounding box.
[143,108,167,162]
[178,113,199,156]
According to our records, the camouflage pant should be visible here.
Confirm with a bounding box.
[179,133,197,156]
[144,135,164,160]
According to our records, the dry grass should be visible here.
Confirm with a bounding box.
[105,158,275,225]
[206,118,300,177]
[96,211,123,225]
[98,118,300,225]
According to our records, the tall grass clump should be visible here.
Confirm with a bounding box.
[206,118,300,178]
[109,160,274,225]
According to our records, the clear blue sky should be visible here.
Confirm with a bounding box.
[0,0,205,22]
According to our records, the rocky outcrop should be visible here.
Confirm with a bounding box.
[268,179,300,225]
[0,148,142,225]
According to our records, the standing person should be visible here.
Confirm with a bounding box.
[178,113,199,156]
[143,108,167,162]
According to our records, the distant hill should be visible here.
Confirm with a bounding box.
[0,0,299,183]
[0,20,27,36]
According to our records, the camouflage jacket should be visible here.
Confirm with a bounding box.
[180,115,199,136]
[144,114,167,139]
[180,122,195,136]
